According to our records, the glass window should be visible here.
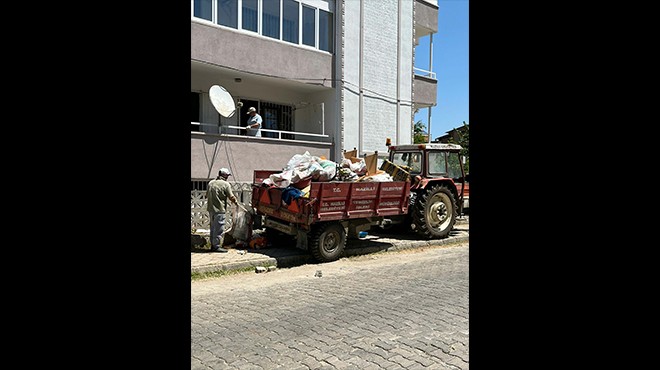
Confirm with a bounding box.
[429,152,447,176]
[319,9,333,52]
[302,5,315,47]
[242,0,258,32]
[392,152,422,174]
[282,0,299,44]
[193,0,212,21]
[218,0,238,29]
[447,152,463,180]
[263,108,279,138]
[262,0,281,39]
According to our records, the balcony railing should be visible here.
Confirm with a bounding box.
[191,122,330,142]
[414,67,436,80]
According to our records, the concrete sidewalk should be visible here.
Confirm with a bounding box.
[191,217,469,275]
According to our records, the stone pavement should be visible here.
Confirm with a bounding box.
[191,216,469,275]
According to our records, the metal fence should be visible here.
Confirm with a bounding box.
[191,180,254,230]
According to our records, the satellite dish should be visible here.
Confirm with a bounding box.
[209,85,237,118]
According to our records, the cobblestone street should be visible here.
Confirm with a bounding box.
[191,242,469,369]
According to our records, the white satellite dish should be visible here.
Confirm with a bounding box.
[209,85,237,118]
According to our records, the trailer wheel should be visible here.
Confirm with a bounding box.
[309,222,346,263]
[412,185,457,239]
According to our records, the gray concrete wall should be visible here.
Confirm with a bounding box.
[415,0,439,33]
[413,75,438,106]
[191,21,333,84]
[192,134,332,182]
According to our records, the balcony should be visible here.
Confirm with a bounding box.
[413,0,438,109]
[190,123,332,183]
[413,73,437,109]
[414,0,438,41]
[191,21,333,88]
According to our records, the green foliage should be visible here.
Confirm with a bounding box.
[413,120,427,144]
[448,121,469,173]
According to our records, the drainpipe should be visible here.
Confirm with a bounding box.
[427,106,432,143]
[359,0,364,154]
[428,33,434,143]
[396,0,401,146]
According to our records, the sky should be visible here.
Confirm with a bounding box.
[413,0,469,141]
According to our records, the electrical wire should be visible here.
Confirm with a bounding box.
[202,137,223,180]
[192,58,417,106]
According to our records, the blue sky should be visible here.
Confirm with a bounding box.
[414,0,468,141]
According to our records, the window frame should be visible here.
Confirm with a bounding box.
[191,0,332,53]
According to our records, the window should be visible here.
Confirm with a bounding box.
[263,108,279,138]
[302,5,315,47]
[392,152,422,174]
[261,102,294,139]
[319,9,333,52]
[262,0,280,39]
[447,152,463,180]
[242,0,258,32]
[428,152,447,176]
[192,0,332,53]
[194,0,212,21]
[282,0,299,44]
[218,0,238,28]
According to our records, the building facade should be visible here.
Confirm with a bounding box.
[191,0,438,184]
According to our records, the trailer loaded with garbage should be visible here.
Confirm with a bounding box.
[251,143,467,262]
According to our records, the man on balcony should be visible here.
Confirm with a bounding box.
[246,107,263,137]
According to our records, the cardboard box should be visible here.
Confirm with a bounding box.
[380,159,410,182]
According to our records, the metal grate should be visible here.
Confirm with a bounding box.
[261,102,293,139]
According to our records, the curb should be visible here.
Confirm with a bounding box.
[192,231,469,276]
[345,235,470,257]
[192,257,277,274]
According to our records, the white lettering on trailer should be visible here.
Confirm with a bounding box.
[379,201,400,207]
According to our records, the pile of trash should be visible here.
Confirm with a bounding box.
[261,150,394,190]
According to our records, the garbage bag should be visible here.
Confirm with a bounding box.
[229,203,253,242]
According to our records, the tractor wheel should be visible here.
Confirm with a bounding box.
[412,185,457,239]
[309,222,346,263]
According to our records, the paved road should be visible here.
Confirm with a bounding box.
[191,242,469,369]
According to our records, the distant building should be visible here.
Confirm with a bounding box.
[434,124,468,144]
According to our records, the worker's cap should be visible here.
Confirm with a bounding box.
[247,107,256,114]
[218,168,232,177]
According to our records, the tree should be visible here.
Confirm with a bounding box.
[449,121,469,173]
[413,120,427,144]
